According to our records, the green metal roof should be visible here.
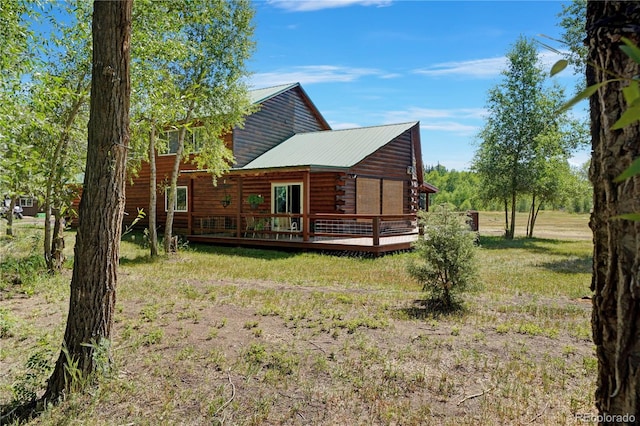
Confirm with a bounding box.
[249,82,299,104]
[242,122,418,170]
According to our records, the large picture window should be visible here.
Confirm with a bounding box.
[165,186,188,212]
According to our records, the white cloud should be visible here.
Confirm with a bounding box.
[267,0,392,12]
[382,107,486,134]
[407,107,487,120]
[414,50,572,79]
[329,121,362,130]
[250,65,383,87]
[421,121,479,135]
[414,57,506,79]
[376,107,485,136]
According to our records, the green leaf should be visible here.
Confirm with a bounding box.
[550,59,568,77]
[614,157,640,182]
[611,213,640,222]
[622,80,640,105]
[558,81,611,113]
[620,37,640,65]
[611,105,640,130]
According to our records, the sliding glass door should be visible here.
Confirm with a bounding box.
[272,182,302,230]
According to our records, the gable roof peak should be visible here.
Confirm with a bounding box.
[248,82,299,104]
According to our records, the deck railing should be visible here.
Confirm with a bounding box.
[190,212,418,246]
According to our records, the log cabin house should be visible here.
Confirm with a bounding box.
[124,82,437,255]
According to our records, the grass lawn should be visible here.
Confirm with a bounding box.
[0,211,595,425]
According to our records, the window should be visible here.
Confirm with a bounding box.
[382,180,403,215]
[191,127,204,153]
[159,128,205,155]
[356,178,380,214]
[419,193,428,210]
[158,130,180,155]
[20,197,34,208]
[356,178,405,214]
[165,186,188,212]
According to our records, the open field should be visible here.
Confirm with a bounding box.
[478,210,591,241]
[0,212,595,425]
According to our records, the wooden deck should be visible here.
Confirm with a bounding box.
[187,233,419,256]
[186,213,420,256]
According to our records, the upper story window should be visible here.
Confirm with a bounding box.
[159,128,205,155]
[159,130,180,155]
[191,127,204,153]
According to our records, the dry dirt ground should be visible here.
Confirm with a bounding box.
[3,282,594,425]
[1,213,596,425]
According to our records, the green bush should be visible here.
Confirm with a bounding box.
[408,205,478,310]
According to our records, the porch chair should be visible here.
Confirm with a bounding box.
[289,220,298,239]
[244,215,256,238]
[274,216,298,240]
[273,216,286,240]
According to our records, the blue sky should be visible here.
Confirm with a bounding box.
[246,0,587,171]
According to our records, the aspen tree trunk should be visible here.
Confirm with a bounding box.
[163,126,187,253]
[44,0,132,401]
[6,197,16,236]
[50,208,65,271]
[148,125,158,256]
[163,113,192,253]
[587,0,640,419]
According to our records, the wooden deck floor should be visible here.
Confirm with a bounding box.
[187,233,419,256]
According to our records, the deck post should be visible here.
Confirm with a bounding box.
[372,216,380,246]
[303,170,310,241]
[187,177,194,235]
[236,176,242,238]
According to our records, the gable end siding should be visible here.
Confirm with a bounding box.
[233,87,328,167]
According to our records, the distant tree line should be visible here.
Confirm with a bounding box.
[423,162,592,214]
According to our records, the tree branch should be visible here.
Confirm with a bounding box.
[457,386,495,406]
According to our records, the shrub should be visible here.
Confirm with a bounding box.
[408,204,478,310]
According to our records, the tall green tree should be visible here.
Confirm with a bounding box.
[524,91,588,237]
[586,1,640,418]
[34,2,92,271]
[0,1,40,237]
[129,0,255,254]
[0,0,32,79]
[45,0,132,402]
[472,36,570,239]
[0,115,41,236]
[130,0,186,256]
[0,2,90,264]
[557,0,587,88]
